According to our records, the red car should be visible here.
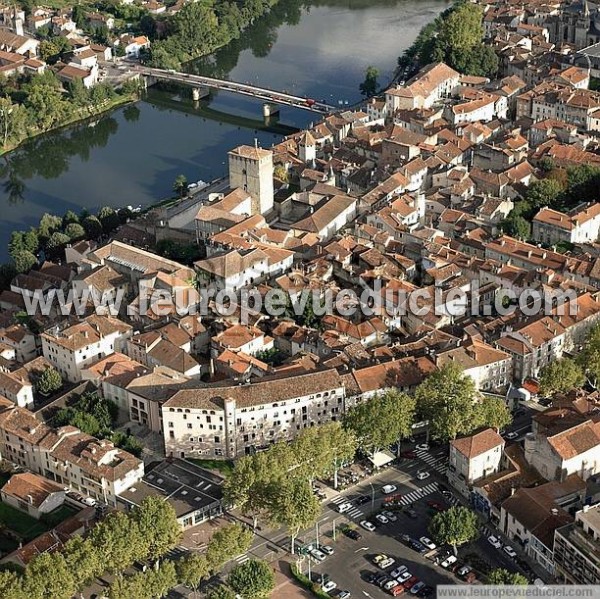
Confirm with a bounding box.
[391,586,405,596]
[401,451,416,459]
[383,493,404,504]
[403,576,419,590]
[427,500,446,512]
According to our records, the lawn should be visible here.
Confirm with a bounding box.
[187,458,235,477]
[0,502,78,541]
[0,503,48,540]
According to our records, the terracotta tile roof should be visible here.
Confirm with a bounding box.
[451,428,504,458]
[1,472,63,508]
[547,420,600,460]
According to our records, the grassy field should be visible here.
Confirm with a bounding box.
[187,458,235,477]
[0,502,78,541]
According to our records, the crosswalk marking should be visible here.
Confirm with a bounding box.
[398,482,438,506]
[235,553,249,564]
[347,507,364,518]
[330,495,364,519]
[415,449,448,475]
[331,495,344,504]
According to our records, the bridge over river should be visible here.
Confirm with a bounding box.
[135,66,337,115]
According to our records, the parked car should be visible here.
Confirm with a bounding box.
[427,500,445,512]
[379,557,396,569]
[382,510,398,521]
[409,540,427,553]
[405,508,418,519]
[322,581,337,593]
[391,586,405,596]
[320,545,334,555]
[343,528,362,540]
[403,576,419,590]
[505,432,519,440]
[373,554,391,565]
[504,545,517,558]
[419,537,436,550]
[361,520,376,532]
[401,451,417,459]
[375,513,389,524]
[382,484,397,494]
[362,571,378,584]
[396,571,412,583]
[384,580,400,591]
[355,495,370,506]
[391,566,408,579]
[417,586,434,597]
[310,548,326,562]
[411,582,426,595]
[415,444,430,451]
[487,535,502,549]
[416,471,430,481]
[441,555,458,569]
[338,592,351,599]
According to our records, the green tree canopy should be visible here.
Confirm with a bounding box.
[36,367,63,395]
[359,65,379,96]
[177,553,211,595]
[473,397,513,432]
[428,506,479,554]
[539,358,585,397]
[173,174,188,198]
[487,569,528,585]
[206,522,254,571]
[131,496,182,561]
[227,559,275,599]
[415,363,478,441]
[11,249,37,274]
[82,215,103,239]
[24,552,75,599]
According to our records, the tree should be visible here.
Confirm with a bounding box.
[227,559,275,599]
[415,363,478,442]
[502,214,531,241]
[473,397,513,432]
[63,537,103,592]
[62,210,80,227]
[428,506,479,554]
[206,522,254,571]
[359,66,379,97]
[89,511,147,574]
[488,569,528,585]
[36,367,63,395]
[12,249,37,274]
[24,552,75,599]
[177,553,211,597]
[267,477,320,554]
[146,560,178,598]
[82,215,103,239]
[207,586,236,599]
[65,222,85,241]
[525,178,563,211]
[173,174,188,198]
[98,206,121,235]
[37,213,62,241]
[578,324,600,388]
[343,389,415,456]
[132,496,182,562]
[46,231,70,254]
[539,358,585,397]
[0,570,25,599]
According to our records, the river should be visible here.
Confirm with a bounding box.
[0,0,446,260]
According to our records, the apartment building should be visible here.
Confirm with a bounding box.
[162,369,346,459]
[0,396,143,505]
[533,203,600,245]
[554,503,600,584]
[41,315,132,382]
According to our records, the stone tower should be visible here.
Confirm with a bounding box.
[228,144,274,216]
[298,130,316,165]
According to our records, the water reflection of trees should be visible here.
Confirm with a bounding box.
[0,116,119,203]
[188,0,307,78]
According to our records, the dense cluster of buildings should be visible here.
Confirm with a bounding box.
[2,0,600,579]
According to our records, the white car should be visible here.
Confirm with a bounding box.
[379,557,395,569]
[391,566,408,579]
[320,545,334,555]
[384,580,399,591]
[419,537,436,550]
[322,581,337,593]
[310,548,326,562]
[83,497,96,506]
[375,513,389,524]
[504,545,517,558]
[505,432,519,440]
[396,571,412,583]
[360,520,376,532]
[441,555,457,569]
[337,502,353,514]
[488,535,502,549]
[416,471,430,481]
[382,484,397,494]
[373,554,390,565]
[416,444,430,451]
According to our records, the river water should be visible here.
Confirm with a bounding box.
[0,0,446,259]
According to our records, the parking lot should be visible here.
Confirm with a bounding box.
[293,448,533,598]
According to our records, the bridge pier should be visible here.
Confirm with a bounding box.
[263,103,280,118]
